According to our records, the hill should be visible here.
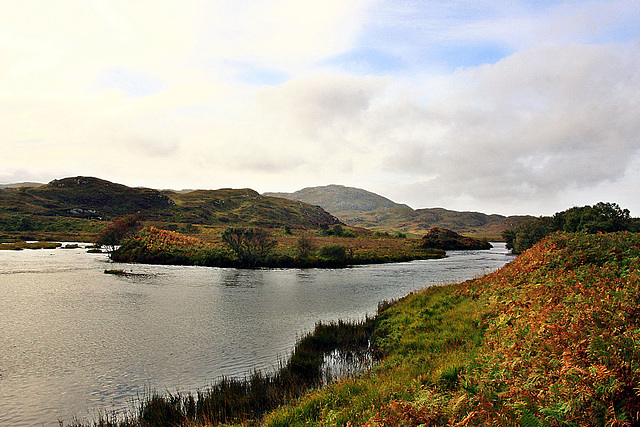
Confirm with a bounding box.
[0,177,340,240]
[266,185,531,239]
[166,187,339,229]
[267,184,411,213]
[0,181,43,189]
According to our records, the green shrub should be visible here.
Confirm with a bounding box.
[319,244,348,261]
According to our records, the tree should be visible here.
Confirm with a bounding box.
[318,244,348,262]
[296,234,316,259]
[96,214,143,253]
[221,227,276,266]
[503,202,637,254]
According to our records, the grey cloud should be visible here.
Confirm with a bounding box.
[379,43,640,203]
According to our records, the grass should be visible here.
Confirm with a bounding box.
[0,240,62,250]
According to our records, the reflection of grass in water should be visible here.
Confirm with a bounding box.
[64,319,375,427]
[322,348,374,385]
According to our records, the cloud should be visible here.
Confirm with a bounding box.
[197,0,372,70]
[377,42,640,208]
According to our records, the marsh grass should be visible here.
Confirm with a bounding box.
[0,240,61,250]
[64,319,375,427]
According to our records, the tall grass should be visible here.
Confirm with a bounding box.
[63,319,374,427]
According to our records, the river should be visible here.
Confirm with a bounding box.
[0,243,514,426]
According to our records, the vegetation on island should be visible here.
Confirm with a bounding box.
[502,202,640,254]
[108,224,446,268]
[421,227,492,250]
[0,240,61,250]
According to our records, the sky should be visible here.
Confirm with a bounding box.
[1,0,639,216]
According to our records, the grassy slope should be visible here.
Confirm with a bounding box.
[0,177,341,241]
[167,189,339,229]
[259,232,640,426]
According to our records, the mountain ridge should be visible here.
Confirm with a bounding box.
[266,185,532,238]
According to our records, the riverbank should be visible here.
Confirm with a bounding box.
[264,232,640,426]
[66,232,640,426]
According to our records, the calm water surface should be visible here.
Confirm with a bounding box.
[0,244,514,426]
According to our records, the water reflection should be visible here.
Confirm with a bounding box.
[0,244,514,426]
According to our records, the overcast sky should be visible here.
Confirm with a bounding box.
[1,1,639,216]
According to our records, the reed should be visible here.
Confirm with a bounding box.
[63,319,375,427]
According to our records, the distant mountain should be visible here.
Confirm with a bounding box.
[266,185,532,239]
[0,177,341,233]
[266,184,412,213]
[0,182,43,189]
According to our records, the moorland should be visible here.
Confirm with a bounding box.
[3,176,640,426]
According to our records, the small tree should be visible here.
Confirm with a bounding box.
[221,227,276,266]
[296,234,316,259]
[318,244,348,262]
[96,214,143,254]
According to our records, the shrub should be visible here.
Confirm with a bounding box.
[319,244,348,261]
[221,227,276,267]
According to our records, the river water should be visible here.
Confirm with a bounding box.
[0,243,514,426]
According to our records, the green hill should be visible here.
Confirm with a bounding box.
[266,185,531,239]
[167,188,340,229]
[0,177,341,240]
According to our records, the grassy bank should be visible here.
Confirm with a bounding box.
[262,231,640,426]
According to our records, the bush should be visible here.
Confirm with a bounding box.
[319,244,348,261]
[502,202,639,254]
[221,227,276,267]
